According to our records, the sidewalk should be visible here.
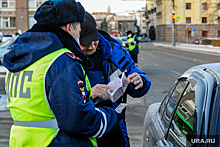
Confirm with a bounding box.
[153,42,220,55]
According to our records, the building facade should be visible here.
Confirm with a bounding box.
[137,9,147,35]
[0,0,45,35]
[146,0,157,28]
[156,0,220,43]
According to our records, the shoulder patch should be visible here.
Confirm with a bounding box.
[77,80,86,103]
[65,52,83,62]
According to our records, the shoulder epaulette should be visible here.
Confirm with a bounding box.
[65,52,83,62]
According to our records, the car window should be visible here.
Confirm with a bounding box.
[121,38,127,41]
[164,79,188,121]
[3,35,12,37]
[160,82,177,117]
[167,82,195,147]
[0,39,14,48]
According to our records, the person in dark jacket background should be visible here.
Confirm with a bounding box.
[126,30,140,67]
[3,1,120,146]
[79,12,151,147]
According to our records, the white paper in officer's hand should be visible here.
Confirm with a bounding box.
[107,72,129,102]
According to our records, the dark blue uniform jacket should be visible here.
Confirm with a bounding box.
[3,23,119,147]
[86,31,151,147]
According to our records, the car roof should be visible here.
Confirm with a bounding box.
[185,63,220,83]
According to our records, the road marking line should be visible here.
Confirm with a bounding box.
[154,63,159,66]
[172,70,182,75]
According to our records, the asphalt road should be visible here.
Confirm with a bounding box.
[0,43,220,147]
[126,42,220,147]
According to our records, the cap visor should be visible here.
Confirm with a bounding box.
[80,30,99,47]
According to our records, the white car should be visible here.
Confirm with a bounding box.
[0,38,16,64]
[2,34,14,42]
[141,63,220,147]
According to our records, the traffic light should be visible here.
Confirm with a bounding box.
[172,15,175,23]
[186,26,189,30]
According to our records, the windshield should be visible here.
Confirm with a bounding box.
[122,38,127,41]
[0,39,14,48]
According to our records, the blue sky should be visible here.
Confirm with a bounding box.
[79,0,146,13]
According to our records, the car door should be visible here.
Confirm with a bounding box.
[154,78,188,146]
[208,85,220,146]
[165,73,208,147]
[166,81,195,147]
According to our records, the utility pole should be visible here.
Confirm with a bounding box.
[145,4,150,42]
[172,0,175,46]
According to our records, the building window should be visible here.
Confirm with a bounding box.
[188,31,191,37]
[29,17,36,28]
[29,0,44,8]
[218,3,220,9]
[2,0,8,7]
[0,17,16,28]
[202,17,207,23]
[218,17,220,24]
[186,3,191,9]
[1,0,15,8]
[8,0,15,8]
[36,0,43,7]
[218,31,220,37]
[10,17,15,27]
[2,17,8,27]
[186,17,191,23]
[202,31,208,37]
[202,3,207,10]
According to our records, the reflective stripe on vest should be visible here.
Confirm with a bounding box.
[5,48,96,147]
[13,119,58,129]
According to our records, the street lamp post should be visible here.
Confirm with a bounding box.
[145,4,150,42]
[119,22,123,36]
[146,19,150,42]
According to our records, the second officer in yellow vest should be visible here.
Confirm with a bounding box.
[126,30,140,67]
[3,0,120,146]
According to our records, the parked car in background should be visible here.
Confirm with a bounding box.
[112,36,129,51]
[2,34,14,42]
[138,36,151,42]
[141,63,220,147]
[0,35,3,43]
[0,38,16,64]
[112,36,122,44]
[120,37,129,50]
[193,37,203,44]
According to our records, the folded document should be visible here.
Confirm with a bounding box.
[107,72,129,102]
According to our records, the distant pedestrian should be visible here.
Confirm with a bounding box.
[3,0,120,146]
[126,30,140,66]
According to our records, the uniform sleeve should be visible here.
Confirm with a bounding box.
[46,59,118,138]
[135,36,139,44]
[124,49,151,97]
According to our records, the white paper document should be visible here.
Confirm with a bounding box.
[107,72,129,102]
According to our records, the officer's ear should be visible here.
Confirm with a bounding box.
[60,23,71,33]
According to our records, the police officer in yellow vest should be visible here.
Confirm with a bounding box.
[126,30,140,67]
[3,0,120,146]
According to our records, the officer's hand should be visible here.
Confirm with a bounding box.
[91,84,113,100]
[127,73,143,90]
